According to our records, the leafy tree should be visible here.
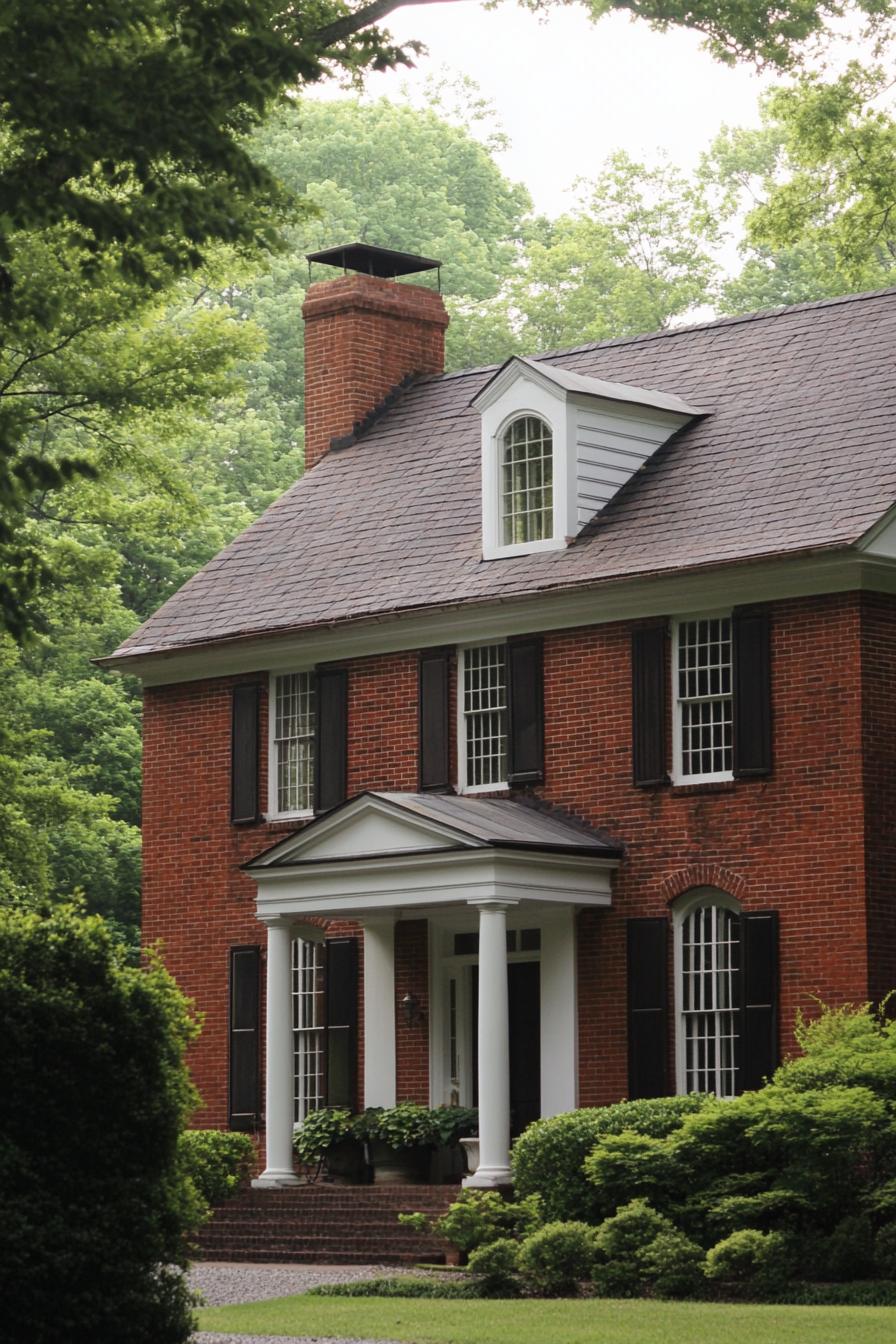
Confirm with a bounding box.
[0,904,202,1343]
[509,154,718,352]
[701,68,896,314]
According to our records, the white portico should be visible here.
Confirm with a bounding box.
[245,792,620,1188]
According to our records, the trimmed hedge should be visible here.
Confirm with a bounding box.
[178,1130,254,1207]
[512,1094,711,1222]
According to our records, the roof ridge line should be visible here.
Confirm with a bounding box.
[419,285,896,385]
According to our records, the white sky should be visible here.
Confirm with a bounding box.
[335,2,779,215]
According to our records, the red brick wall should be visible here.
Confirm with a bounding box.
[302,274,448,472]
[862,592,896,1005]
[143,590,886,1128]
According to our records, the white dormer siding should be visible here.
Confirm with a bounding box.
[472,356,705,560]
[574,400,694,530]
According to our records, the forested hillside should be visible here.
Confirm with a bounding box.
[4,73,896,941]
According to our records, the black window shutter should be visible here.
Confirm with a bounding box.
[229,945,260,1130]
[627,917,669,1099]
[325,937,358,1110]
[631,625,667,787]
[419,648,451,792]
[314,667,348,813]
[507,635,544,785]
[740,910,779,1092]
[732,607,772,777]
[230,683,260,824]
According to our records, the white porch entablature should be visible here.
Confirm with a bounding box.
[246,791,619,922]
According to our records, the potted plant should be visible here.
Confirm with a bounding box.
[293,1107,365,1183]
[354,1104,438,1183]
[430,1105,478,1183]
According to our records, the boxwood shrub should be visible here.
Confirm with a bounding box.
[512,1094,711,1223]
[178,1129,255,1207]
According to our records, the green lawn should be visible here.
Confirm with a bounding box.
[198,1295,896,1343]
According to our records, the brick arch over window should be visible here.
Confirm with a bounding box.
[660,865,749,906]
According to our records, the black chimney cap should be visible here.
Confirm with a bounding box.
[306,242,441,280]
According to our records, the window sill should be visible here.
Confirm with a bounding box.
[670,780,737,797]
[457,783,510,796]
[264,810,314,826]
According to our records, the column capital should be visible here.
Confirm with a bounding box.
[257,914,293,930]
[466,899,519,912]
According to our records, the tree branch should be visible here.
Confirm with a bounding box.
[310,0,464,49]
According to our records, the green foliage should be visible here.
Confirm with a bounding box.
[513,1093,710,1222]
[639,1229,707,1299]
[0,904,202,1343]
[517,1221,597,1297]
[293,1107,354,1165]
[510,153,718,353]
[705,1229,790,1287]
[467,1238,522,1295]
[874,1224,896,1278]
[591,1198,682,1297]
[309,1275,480,1299]
[402,1190,543,1257]
[817,1215,876,1282]
[178,1129,254,1208]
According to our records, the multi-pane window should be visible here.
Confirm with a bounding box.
[501,416,553,545]
[292,938,325,1123]
[273,672,315,814]
[676,617,733,779]
[461,644,508,789]
[680,904,740,1097]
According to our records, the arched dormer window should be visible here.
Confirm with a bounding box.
[674,889,741,1098]
[500,415,553,546]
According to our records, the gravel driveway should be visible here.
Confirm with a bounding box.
[190,1261,406,1344]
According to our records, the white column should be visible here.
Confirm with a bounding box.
[464,899,516,1188]
[362,918,396,1108]
[253,919,300,1187]
[540,908,578,1117]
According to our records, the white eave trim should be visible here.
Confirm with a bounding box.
[108,549,896,687]
[249,845,617,922]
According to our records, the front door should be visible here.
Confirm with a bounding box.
[472,961,541,1136]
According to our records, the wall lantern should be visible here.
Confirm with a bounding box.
[400,992,424,1027]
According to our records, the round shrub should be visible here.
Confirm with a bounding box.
[517,1220,597,1296]
[513,1095,711,1222]
[0,905,201,1344]
[178,1129,254,1207]
[705,1229,789,1287]
[638,1229,706,1298]
[467,1237,521,1295]
[591,1198,679,1297]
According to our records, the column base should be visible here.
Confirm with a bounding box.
[251,1169,302,1189]
[463,1165,514,1189]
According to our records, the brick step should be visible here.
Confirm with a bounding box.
[194,1182,455,1264]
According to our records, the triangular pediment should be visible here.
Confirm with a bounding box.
[247,792,480,869]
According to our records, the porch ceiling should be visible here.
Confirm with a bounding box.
[245,791,621,922]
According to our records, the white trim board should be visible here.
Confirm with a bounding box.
[110,552,896,687]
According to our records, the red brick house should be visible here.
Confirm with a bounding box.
[104,245,896,1191]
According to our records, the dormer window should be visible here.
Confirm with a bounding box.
[472,355,705,562]
[502,416,553,545]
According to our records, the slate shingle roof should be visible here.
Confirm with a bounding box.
[108,287,896,663]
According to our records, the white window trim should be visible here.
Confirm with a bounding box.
[671,613,735,786]
[456,642,510,795]
[482,400,567,561]
[266,669,315,821]
[673,887,741,1098]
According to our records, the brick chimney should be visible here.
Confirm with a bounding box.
[302,251,449,472]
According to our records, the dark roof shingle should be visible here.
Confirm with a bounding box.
[109,288,896,662]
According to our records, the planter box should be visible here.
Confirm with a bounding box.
[369,1139,431,1184]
